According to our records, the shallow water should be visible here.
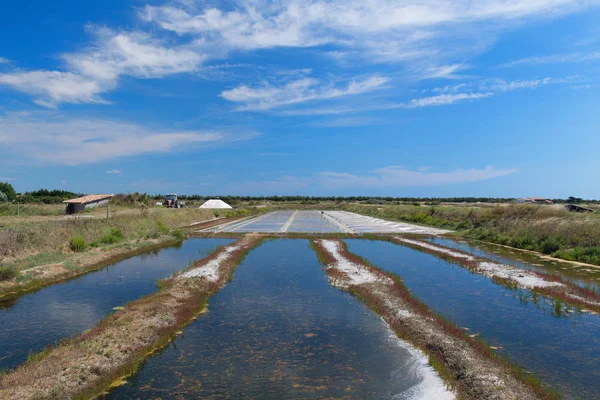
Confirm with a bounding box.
[346,239,600,399]
[109,239,450,399]
[428,237,600,291]
[0,238,233,371]
[287,210,342,232]
[231,210,296,232]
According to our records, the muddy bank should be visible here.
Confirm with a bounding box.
[0,234,263,400]
[311,239,555,400]
[395,237,600,314]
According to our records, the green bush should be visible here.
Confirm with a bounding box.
[100,228,124,245]
[540,237,560,255]
[0,265,17,281]
[170,229,185,240]
[145,231,160,239]
[0,182,16,201]
[155,221,169,234]
[553,247,600,265]
[69,236,87,252]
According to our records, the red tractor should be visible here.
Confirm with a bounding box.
[164,194,185,208]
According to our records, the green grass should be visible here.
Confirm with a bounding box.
[2,251,66,271]
[0,265,17,281]
[100,228,124,245]
[344,203,600,266]
[0,203,64,216]
[69,236,87,252]
[169,229,185,240]
[553,247,600,265]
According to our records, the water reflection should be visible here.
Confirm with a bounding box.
[0,238,234,371]
[109,239,449,399]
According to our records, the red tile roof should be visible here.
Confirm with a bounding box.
[63,194,114,204]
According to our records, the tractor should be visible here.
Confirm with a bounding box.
[164,193,185,208]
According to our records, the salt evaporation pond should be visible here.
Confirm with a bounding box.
[346,239,600,399]
[109,239,452,399]
[428,237,600,291]
[0,238,234,371]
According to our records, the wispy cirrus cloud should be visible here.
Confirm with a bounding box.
[224,165,517,194]
[0,113,258,165]
[0,28,204,108]
[105,169,122,174]
[64,27,203,81]
[220,75,389,111]
[142,0,595,62]
[318,165,517,188]
[278,75,577,116]
[0,0,597,109]
[0,57,10,64]
[402,92,493,108]
[501,51,600,67]
[0,71,109,108]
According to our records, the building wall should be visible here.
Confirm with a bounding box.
[84,199,110,209]
[65,199,111,214]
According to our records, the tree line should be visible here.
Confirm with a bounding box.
[1,182,598,204]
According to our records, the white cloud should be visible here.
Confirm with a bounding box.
[143,0,596,67]
[0,114,257,165]
[221,75,388,111]
[0,57,9,64]
[318,165,517,188]
[225,176,311,195]
[0,177,16,181]
[310,116,383,127]
[105,169,122,174]
[404,92,493,108]
[64,28,203,81]
[225,165,517,194]
[278,75,575,115]
[2,0,597,109]
[1,1,597,108]
[420,64,470,80]
[501,51,600,67]
[0,28,204,108]
[0,71,109,108]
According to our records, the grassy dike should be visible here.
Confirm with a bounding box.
[0,234,264,400]
[392,237,600,314]
[310,239,560,400]
[342,203,600,266]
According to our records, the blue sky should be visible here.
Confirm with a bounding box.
[1,0,599,197]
